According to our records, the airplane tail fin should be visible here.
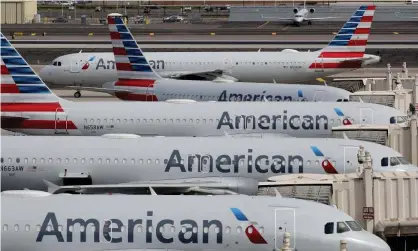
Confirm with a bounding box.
[316,5,376,67]
[107,13,161,99]
[1,32,61,107]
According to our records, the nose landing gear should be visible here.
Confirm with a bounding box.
[74,91,81,98]
[308,21,312,25]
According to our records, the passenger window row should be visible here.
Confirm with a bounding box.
[81,118,345,126]
[2,223,264,234]
[0,156,333,169]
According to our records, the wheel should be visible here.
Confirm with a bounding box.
[74,91,81,98]
[308,21,312,25]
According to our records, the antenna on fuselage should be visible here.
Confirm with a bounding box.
[149,186,157,195]
[258,48,261,52]
[78,50,82,53]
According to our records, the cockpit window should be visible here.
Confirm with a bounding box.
[397,116,408,123]
[337,222,350,233]
[52,61,57,66]
[345,221,362,231]
[381,157,388,167]
[390,157,401,166]
[324,222,334,234]
[52,61,61,66]
[397,157,410,165]
[295,15,303,17]
[390,116,396,124]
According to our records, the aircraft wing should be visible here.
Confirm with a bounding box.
[44,177,259,195]
[159,69,237,82]
[66,86,131,94]
[304,16,338,20]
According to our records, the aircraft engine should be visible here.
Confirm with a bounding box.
[293,8,298,14]
[310,8,315,13]
[212,74,239,83]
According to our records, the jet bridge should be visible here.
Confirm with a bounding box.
[259,170,418,250]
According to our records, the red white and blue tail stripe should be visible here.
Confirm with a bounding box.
[108,13,160,101]
[0,33,76,133]
[310,5,376,69]
[1,32,59,104]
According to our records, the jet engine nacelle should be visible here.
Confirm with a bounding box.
[310,8,315,13]
[212,74,239,83]
[293,8,298,14]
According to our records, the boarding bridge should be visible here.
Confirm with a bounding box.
[332,116,418,165]
[259,170,418,241]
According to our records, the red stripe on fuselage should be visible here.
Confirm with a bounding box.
[1,84,20,93]
[1,65,9,75]
[319,52,365,58]
[115,79,155,88]
[367,6,376,10]
[115,92,158,101]
[2,119,77,130]
[1,102,63,112]
[309,61,362,69]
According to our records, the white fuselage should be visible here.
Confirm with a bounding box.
[1,136,417,191]
[1,195,391,251]
[1,101,407,137]
[40,51,380,88]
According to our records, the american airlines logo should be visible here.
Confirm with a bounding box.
[217,110,329,131]
[218,90,296,102]
[165,149,304,174]
[95,58,165,70]
[36,211,223,244]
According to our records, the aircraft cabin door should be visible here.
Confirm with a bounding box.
[344,146,360,174]
[360,107,374,124]
[313,90,325,102]
[70,59,81,73]
[200,155,212,173]
[146,84,156,101]
[55,109,69,134]
[275,208,296,250]
[314,55,324,72]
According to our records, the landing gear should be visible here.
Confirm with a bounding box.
[308,21,312,25]
[74,91,81,98]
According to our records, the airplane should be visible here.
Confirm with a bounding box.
[39,5,381,98]
[261,0,338,26]
[55,11,350,102]
[1,192,391,251]
[0,30,407,137]
[1,135,417,194]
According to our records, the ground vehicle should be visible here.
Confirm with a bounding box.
[52,17,68,23]
[162,15,184,23]
[183,6,192,12]
[133,15,145,23]
[203,5,213,12]
[94,6,101,12]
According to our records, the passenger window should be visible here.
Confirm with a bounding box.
[324,222,334,234]
[25,224,30,232]
[3,224,8,231]
[0,158,3,163]
[337,222,350,233]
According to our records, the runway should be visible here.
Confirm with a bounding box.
[3,21,418,36]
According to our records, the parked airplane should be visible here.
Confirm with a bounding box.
[1,192,391,251]
[0,31,406,137]
[1,135,416,194]
[261,0,338,26]
[39,5,380,98]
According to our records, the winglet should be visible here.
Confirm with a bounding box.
[43,180,60,194]
[342,132,349,139]
[358,97,364,103]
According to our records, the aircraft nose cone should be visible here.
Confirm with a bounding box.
[369,236,391,251]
